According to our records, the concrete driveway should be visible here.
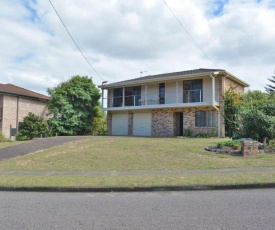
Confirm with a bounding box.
[0,136,97,161]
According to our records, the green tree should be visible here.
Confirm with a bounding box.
[16,112,48,140]
[223,87,242,138]
[265,75,275,94]
[91,107,107,135]
[47,76,101,136]
[241,90,269,109]
[242,109,275,142]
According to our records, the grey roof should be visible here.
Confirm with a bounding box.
[100,68,249,88]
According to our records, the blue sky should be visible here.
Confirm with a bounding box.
[212,0,229,16]
[1,0,275,94]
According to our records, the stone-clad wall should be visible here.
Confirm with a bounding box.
[152,108,182,137]
[152,107,220,137]
[183,107,219,137]
[128,111,133,136]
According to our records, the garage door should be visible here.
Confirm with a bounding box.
[112,113,128,136]
[133,113,152,136]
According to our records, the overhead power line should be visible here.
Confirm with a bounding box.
[162,0,217,68]
[48,0,103,81]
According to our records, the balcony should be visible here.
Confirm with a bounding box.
[102,89,220,110]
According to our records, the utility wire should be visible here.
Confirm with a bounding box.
[162,0,217,68]
[48,0,103,81]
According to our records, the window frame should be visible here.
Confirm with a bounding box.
[195,110,216,127]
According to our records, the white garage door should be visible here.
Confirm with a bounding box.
[133,113,152,136]
[112,114,128,136]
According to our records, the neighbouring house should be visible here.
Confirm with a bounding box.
[0,83,49,139]
[99,68,249,137]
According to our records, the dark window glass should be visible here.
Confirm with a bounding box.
[125,86,141,106]
[195,111,216,127]
[113,88,123,107]
[159,83,165,104]
[183,80,203,103]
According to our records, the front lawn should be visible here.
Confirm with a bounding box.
[0,137,275,187]
[0,137,275,171]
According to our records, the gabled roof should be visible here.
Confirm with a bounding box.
[100,68,249,88]
[0,83,49,100]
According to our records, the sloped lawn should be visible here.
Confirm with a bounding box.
[0,137,275,171]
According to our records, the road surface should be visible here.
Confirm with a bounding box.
[0,189,274,229]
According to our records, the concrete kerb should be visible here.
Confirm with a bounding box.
[1,183,275,193]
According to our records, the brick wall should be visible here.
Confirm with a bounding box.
[128,111,133,136]
[224,77,245,94]
[183,107,220,137]
[1,95,48,139]
[0,95,3,132]
[151,107,221,137]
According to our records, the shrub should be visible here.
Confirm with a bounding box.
[0,131,12,143]
[16,112,48,141]
[242,109,275,142]
[195,132,209,138]
[183,128,192,137]
[217,140,241,150]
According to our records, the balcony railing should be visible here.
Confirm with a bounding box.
[104,90,220,109]
[183,89,203,103]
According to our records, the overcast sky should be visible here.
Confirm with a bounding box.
[1,0,275,95]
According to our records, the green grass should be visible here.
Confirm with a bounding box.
[0,137,275,171]
[0,141,21,149]
[0,137,275,187]
[0,172,274,187]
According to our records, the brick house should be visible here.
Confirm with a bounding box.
[0,83,49,139]
[100,68,249,137]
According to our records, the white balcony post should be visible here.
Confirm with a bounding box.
[101,88,104,108]
[122,87,125,107]
[176,81,179,103]
[145,85,148,105]
[210,74,215,105]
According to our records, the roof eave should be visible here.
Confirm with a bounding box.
[99,71,224,89]
[0,91,49,101]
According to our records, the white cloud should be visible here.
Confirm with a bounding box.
[0,0,274,95]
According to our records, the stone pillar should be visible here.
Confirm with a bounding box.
[241,141,259,156]
[107,111,112,136]
[128,111,133,136]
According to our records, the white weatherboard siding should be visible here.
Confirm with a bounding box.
[112,113,128,136]
[133,113,152,136]
[165,82,176,104]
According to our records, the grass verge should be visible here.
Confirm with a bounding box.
[0,172,274,187]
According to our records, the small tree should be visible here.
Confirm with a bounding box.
[242,109,275,142]
[223,87,242,138]
[265,75,275,94]
[16,112,48,140]
[47,76,101,136]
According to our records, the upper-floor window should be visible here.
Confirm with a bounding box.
[113,88,123,107]
[183,79,203,103]
[125,86,141,106]
[0,106,3,119]
[159,83,165,104]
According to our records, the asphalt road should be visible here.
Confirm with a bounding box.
[0,189,275,230]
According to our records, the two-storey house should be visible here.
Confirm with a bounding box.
[100,68,249,137]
